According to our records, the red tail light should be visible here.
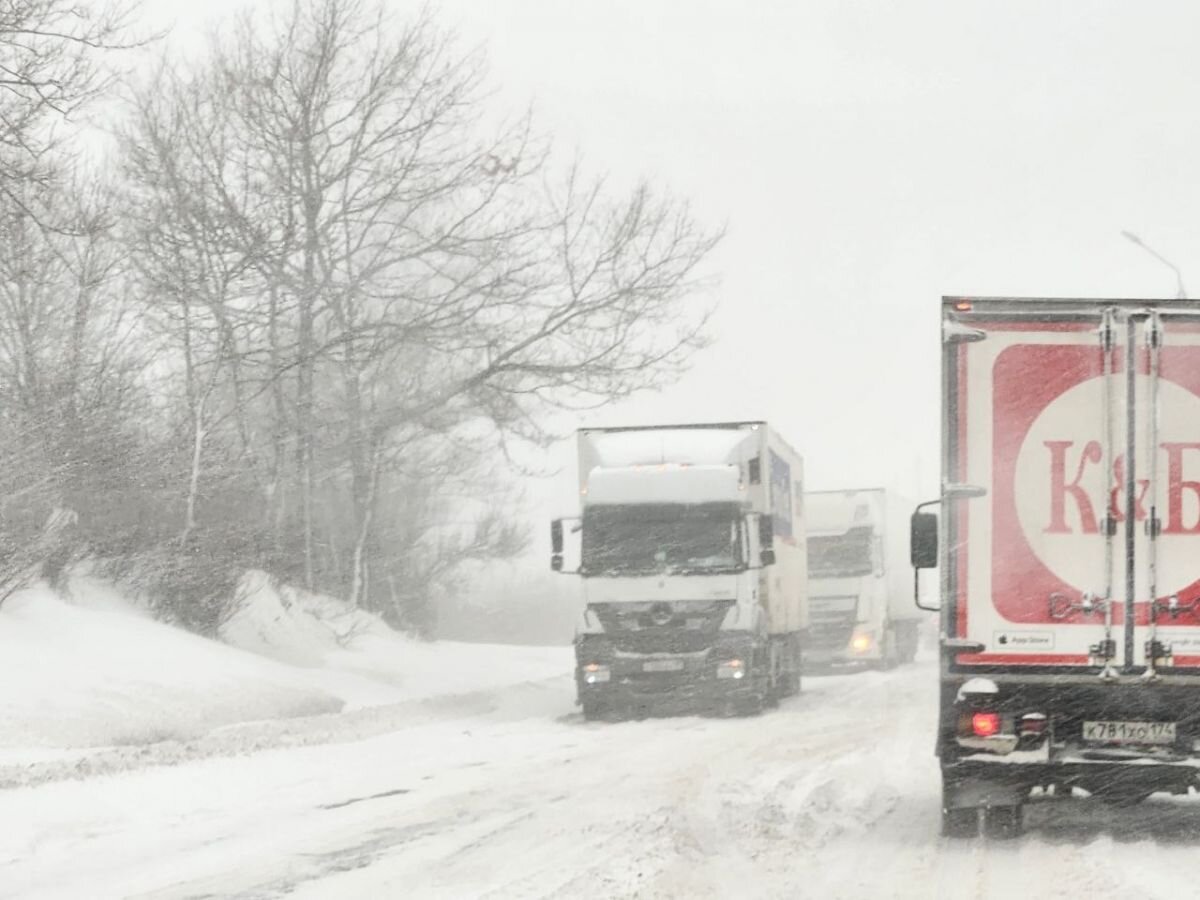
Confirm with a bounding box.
[972,711,1001,737]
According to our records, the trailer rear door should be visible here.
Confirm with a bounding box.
[945,298,1200,672]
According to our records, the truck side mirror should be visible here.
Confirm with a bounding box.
[759,515,776,566]
[910,511,938,569]
[551,519,564,572]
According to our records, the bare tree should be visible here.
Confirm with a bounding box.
[0,0,142,190]
[0,165,154,604]
[123,0,721,625]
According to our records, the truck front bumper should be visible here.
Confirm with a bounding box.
[576,635,765,713]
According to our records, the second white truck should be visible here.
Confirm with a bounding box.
[805,488,923,668]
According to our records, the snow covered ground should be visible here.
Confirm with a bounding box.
[8,646,1200,899]
[7,577,1200,898]
[0,574,567,779]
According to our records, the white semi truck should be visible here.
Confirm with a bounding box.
[551,422,808,719]
[805,488,922,668]
[914,296,1200,838]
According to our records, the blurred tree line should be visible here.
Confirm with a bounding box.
[0,0,719,635]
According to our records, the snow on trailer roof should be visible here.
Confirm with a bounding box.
[944,296,1200,315]
[582,426,758,467]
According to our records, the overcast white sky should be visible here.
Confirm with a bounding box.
[141,0,1200,518]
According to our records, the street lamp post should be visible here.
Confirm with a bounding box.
[1121,231,1188,299]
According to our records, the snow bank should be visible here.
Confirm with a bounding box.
[0,572,570,763]
[223,570,570,705]
[0,584,342,751]
[219,570,355,668]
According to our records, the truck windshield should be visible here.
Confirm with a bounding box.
[581,503,742,576]
[807,527,873,577]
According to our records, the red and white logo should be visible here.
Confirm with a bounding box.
[992,342,1200,625]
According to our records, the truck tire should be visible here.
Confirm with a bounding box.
[878,625,900,670]
[982,805,1023,840]
[900,622,919,663]
[736,680,767,716]
[941,806,979,838]
[581,698,608,721]
[786,665,801,697]
[777,636,801,697]
[737,695,765,716]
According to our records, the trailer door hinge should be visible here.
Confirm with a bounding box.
[943,321,987,344]
[1100,321,1115,351]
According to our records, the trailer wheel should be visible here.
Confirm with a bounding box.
[941,806,979,838]
[983,805,1023,840]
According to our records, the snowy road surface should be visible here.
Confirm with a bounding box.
[7,658,1200,899]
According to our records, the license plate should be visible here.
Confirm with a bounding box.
[643,659,684,673]
[1082,720,1176,745]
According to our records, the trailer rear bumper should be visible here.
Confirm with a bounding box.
[943,753,1200,808]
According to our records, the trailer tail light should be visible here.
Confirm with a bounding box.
[971,711,1001,737]
[953,299,973,312]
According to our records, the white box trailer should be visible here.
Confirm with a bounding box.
[552,421,808,718]
[917,296,1200,838]
[806,488,925,667]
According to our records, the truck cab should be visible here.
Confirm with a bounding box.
[806,489,919,668]
[552,423,807,719]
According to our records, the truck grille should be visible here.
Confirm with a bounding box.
[808,595,858,651]
[590,600,732,653]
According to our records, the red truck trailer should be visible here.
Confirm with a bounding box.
[913,296,1200,837]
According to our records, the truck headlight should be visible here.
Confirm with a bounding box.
[717,659,746,679]
[582,663,610,684]
[850,632,873,653]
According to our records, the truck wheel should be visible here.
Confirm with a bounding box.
[878,627,899,670]
[983,805,1023,840]
[736,686,766,716]
[901,623,919,663]
[941,806,979,838]
[581,699,608,721]
[777,638,801,697]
